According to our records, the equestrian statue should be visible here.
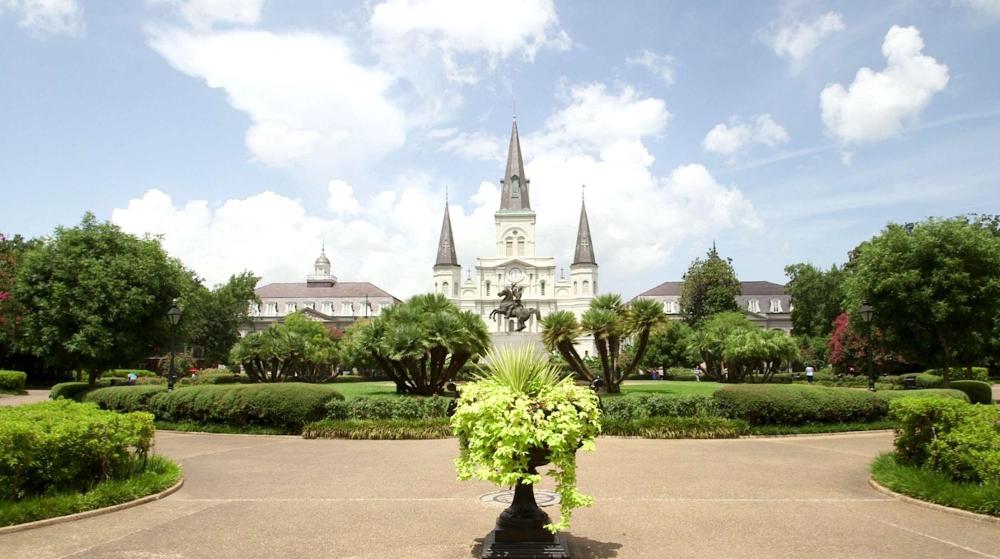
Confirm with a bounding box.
[489,282,541,332]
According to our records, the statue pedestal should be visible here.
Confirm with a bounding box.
[490,332,546,355]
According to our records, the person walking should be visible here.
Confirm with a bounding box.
[805,365,815,384]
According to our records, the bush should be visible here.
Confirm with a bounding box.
[323,395,452,420]
[180,371,243,385]
[302,418,453,439]
[83,385,167,413]
[663,367,699,381]
[0,370,27,392]
[948,380,993,404]
[0,400,154,500]
[600,394,717,422]
[890,398,1000,484]
[876,389,969,402]
[101,369,157,379]
[713,384,888,425]
[50,381,104,401]
[871,453,999,517]
[900,372,943,389]
[600,417,748,438]
[924,367,989,382]
[148,383,344,430]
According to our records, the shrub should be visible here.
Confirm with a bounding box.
[0,400,154,500]
[323,395,452,421]
[663,367,699,381]
[101,369,157,379]
[924,367,989,382]
[83,385,167,413]
[600,394,717,422]
[712,384,888,425]
[890,398,1000,484]
[870,453,1000,517]
[900,373,943,389]
[0,370,27,392]
[302,418,453,439]
[148,383,344,429]
[876,389,969,402]
[600,417,748,438]
[948,380,993,405]
[50,381,104,401]
[180,371,243,385]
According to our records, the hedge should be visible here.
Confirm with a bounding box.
[600,416,749,438]
[50,381,103,401]
[900,373,943,389]
[948,380,993,405]
[0,370,26,392]
[179,371,243,385]
[713,384,888,425]
[324,395,452,421]
[101,369,157,379]
[876,389,969,402]
[147,383,344,429]
[83,385,167,413]
[0,400,154,500]
[924,367,989,382]
[303,418,454,439]
[600,394,718,422]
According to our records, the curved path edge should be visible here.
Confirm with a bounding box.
[867,476,1000,525]
[0,477,185,535]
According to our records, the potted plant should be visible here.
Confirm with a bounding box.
[451,346,602,556]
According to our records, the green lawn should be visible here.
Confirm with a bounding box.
[327,381,400,398]
[617,380,723,397]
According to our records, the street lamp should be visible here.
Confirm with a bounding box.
[858,300,875,392]
[167,299,181,391]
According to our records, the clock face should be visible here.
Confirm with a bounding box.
[508,268,524,282]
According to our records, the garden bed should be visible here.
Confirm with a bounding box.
[870,453,999,517]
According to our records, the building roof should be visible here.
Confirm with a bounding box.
[572,198,597,265]
[256,282,399,301]
[499,118,531,211]
[435,202,459,267]
[638,280,787,298]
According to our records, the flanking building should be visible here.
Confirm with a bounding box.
[635,280,792,332]
[244,247,401,335]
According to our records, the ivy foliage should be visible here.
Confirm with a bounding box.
[451,347,601,532]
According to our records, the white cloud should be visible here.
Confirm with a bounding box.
[954,0,1000,20]
[1,0,82,37]
[625,49,675,86]
[703,114,789,156]
[148,28,407,175]
[327,180,361,216]
[160,0,263,29]
[760,11,844,65]
[438,131,504,161]
[821,25,949,144]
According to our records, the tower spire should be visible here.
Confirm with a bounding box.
[499,117,530,211]
[572,189,596,265]
[435,200,459,267]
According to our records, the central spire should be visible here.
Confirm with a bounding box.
[499,117,531,211]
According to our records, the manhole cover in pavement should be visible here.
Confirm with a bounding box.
[479,489,560,508]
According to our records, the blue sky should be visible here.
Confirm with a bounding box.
[1,0,998,299]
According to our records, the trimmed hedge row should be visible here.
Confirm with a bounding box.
[714,385,888,425]
[324,396,452,420]
[0,400,154,500]
[948,380,993,404]
[0,370,27,392]
[85,384,344,430]
[101,369,157,379]
[303,418,454,439]
[50,381,102,401]
[601,394,718,422]
[600,417,749,438]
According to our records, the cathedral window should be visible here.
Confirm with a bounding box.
[453,282,458,296]
[485,281,491,297]
[582,280,590,294]
[442,281,449,295]
[517,237,525,256]
[505,238,513,256]
[573,281,578,295]
[540,280,546,296]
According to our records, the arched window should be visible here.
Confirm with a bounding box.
[505,238,513,256]
[517,237,525,256]
[453,282,458,296]
[485,281,491,297]
[442,281,449,295]
[540,280,546,296]
[582,280,590,294]
[573,281,578,295]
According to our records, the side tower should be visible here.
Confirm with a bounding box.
[495,118,536,259]
[433,200,461,298]
[569,195,598,296]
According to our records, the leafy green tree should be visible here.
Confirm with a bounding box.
[844,217,1000,384]
[722,328,799,383]
[339,293,490,395]
[14,214,185,384]
[638,321,698,371]
[180,271,260,366]
[229,311,340,382]
[541,295,667,393]
[784,262,846,337]
[690,312,754,381]
[0,234,42,368]
[680,245,740,326]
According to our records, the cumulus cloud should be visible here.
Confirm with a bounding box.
[625,49,675,86]
[760,11,844,65]
[821,25,949,144]
[1,0,83,36]
[703,114,789,156]
[160,0,263,30]
[148,28,407,175]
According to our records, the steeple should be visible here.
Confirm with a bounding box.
[435,201,459,267]
[499,117,531,211]
[572,192,596,265]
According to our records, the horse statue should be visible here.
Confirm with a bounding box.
[489,282,541,332]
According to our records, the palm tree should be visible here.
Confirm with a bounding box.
[540,310,592,381]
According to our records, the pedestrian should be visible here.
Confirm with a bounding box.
[805,365,814,384]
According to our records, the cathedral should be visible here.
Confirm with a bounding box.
[432,118,598,349]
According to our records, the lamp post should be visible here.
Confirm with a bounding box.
[167,299,181,391]
[858,300,876,392]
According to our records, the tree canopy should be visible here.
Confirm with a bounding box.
[180,271,260,366]
[784,262,845,338]
[843,217,1000,382]
[229,311,339,382]
[636,320,698,371]
[680,245,740,326]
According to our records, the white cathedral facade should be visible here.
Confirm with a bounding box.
[433,118,598,350]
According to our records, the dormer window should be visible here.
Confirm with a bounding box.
[747,299,760,313]
[769,299,782,313]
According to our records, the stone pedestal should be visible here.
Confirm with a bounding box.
[489,332,546,355]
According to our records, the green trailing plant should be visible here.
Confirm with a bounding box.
[451,346,602,532]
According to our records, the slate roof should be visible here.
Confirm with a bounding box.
[256,282,399,301]
[638,280,787,298]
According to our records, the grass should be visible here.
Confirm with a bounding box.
[302,418,454,439]
[871,453,1000,517]
[748,420,897,436]
[155,421,296,435]
[325,381,400,399]
[616,380,723,397]
[0,455,182,527]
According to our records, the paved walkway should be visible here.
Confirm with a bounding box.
[0,389,50,406]
[2,431,997,559]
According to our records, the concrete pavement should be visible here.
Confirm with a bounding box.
[1,431,997,559]
[0,389,49,407]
